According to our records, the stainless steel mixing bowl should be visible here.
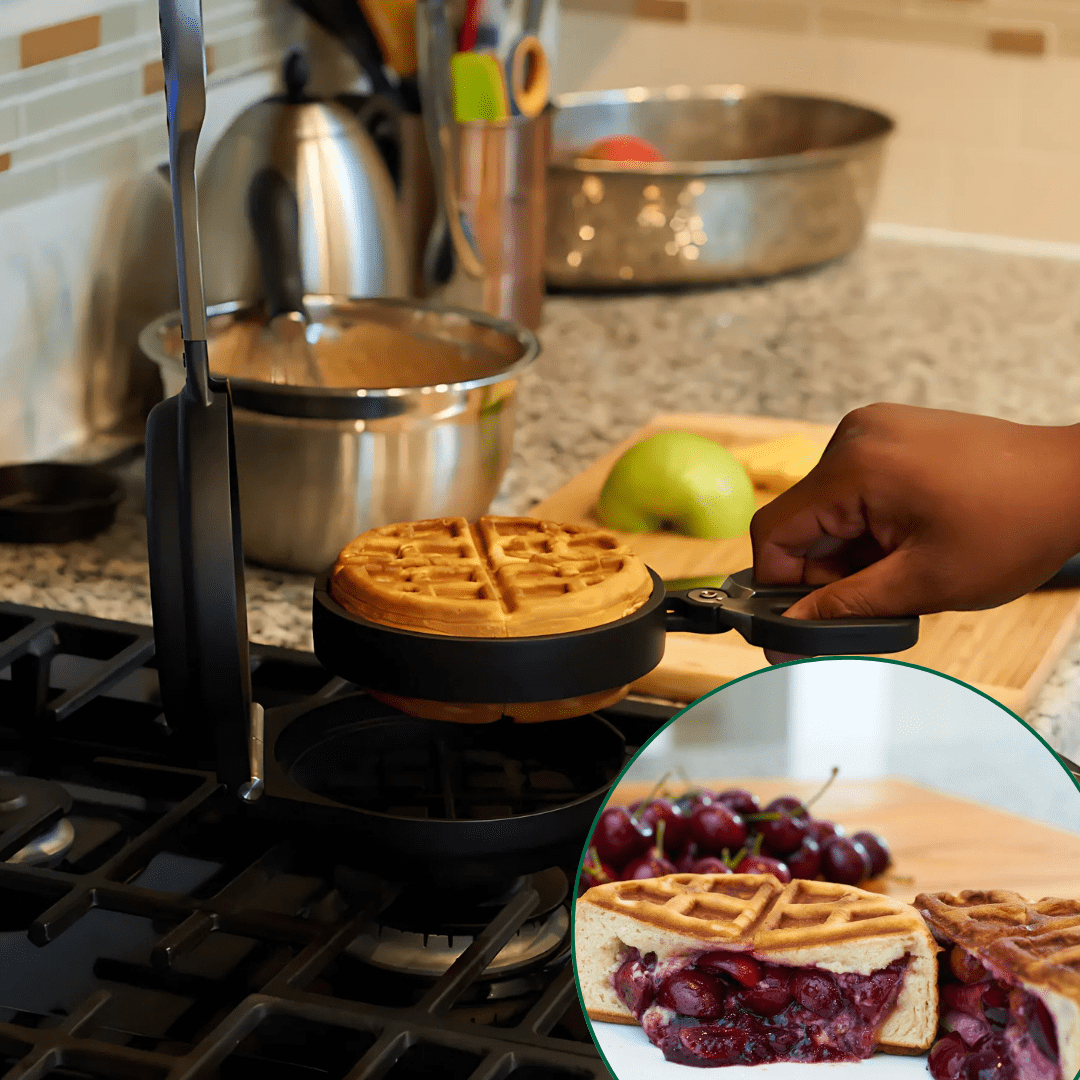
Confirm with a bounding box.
[140,297,538,574]
[546,85,894,288]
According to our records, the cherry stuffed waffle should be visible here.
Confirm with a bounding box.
[917,890,1080,1080]
[575,873,939,1067]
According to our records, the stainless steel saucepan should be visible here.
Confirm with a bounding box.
[140,296,538,574]
[546,85,894,288]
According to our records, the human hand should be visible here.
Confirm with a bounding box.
[750,404,1080,663]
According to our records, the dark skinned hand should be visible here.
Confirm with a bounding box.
[750,403,1080,663]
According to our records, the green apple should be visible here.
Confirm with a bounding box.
[596,431,756,539]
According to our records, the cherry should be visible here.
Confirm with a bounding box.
[790,969,843,1019]
[820,837,872,885]
[634,798,689,853]
[942,981,991,1019]
[680,1025,751,1062]
[675,844,700,872]
[949,946,990,985]
[852,831,891,877]
[807,819,845,845]
[613,949,655,1015]
[716,788,760,817]
[739,970,794,1017]
[980,984,1009,1029]
[837,962,905,1022]
[696,952,762,986]
[579,847,618,890]
[692,856,733,874]
[755,797,810,856]
[623,852,676,879]
[962,1033,1015,1080]
[657,970,727,1019]
[690,804,747,853]
[675,789,717,817]
[735,854,792,883]
[785,836,821,880]
[592,807,652,863]
[929,1032,970,1080]
[1018,989,1059,1062]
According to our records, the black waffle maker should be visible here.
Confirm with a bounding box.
[144,0,919,887]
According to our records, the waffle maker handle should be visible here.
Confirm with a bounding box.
[664,568,919,656]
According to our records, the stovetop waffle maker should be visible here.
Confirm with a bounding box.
[143,0,918,888]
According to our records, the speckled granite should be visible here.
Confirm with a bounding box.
[4,235,1080,759]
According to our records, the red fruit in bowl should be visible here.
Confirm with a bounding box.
[851,831,891,877]
[635,798,689,853]
[785,836,821,880]
[735,854,792,883]
[593,807,652,863]
[692,856,733,875]
[623,853,677,880]
[690,805,747,853]
[580,134,667,165]
[716,789,760,817]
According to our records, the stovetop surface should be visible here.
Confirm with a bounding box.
[0,598,677,1080]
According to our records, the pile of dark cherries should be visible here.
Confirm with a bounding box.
[581,782,891,891]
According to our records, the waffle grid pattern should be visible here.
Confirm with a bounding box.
[918,890,1080,996]
[331,516,653,637]
[587,874,927,946]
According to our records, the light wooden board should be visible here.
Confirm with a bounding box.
[532,414,1080,714]
[610,777,1080,903]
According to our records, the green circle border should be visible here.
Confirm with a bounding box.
[569,654,1080,1078]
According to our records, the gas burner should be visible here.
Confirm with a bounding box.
[6,817,76,867]
[347,868,571,978]
[0,775,73,862]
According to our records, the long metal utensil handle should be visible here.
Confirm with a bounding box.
[159,0,211,405]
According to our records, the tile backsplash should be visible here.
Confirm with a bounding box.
[555,1,1080,246]
[0,0,306,465]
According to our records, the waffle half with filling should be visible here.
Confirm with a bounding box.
[576,873,939,1066]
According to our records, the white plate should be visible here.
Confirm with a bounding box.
[591,1020,930,1080]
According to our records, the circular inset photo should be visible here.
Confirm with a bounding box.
[572,658,1080,1080]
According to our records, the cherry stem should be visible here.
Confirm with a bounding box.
[633,772,673,822]
[744,812,783,822]
[585,845,612,885]
[803,766,840,814]
[655,818,666,858]
[752,832,763,857]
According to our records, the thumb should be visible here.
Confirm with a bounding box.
[762,550,924,665]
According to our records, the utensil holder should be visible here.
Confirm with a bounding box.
[431,112,549,331]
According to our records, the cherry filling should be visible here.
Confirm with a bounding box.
[612,948,909,1067]
[927,945,1061,1080]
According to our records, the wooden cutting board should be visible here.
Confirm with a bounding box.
[610,777,1080,903]
[532,414,1080,714]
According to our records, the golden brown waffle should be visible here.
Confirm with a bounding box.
[917,890,1080,1080]
[330,516,654,638]
[575,873,938,1051]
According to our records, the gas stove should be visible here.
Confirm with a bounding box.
[0,598,676,1080]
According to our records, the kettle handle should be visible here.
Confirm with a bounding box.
[416,0,486,285]
[354,92,405,191]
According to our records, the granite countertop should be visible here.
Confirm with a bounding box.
[5,235,1080,760]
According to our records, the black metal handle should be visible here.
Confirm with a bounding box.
[247,167,307,323]
[664,568,919,656]
[291,0,398,101]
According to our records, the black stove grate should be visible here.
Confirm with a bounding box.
[0,600,678,1080]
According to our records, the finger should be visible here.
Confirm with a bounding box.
[780,547,927,622]
[763,648,806,665]
[752,494,869,584]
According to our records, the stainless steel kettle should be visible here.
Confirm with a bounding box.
[197,52,409,307]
